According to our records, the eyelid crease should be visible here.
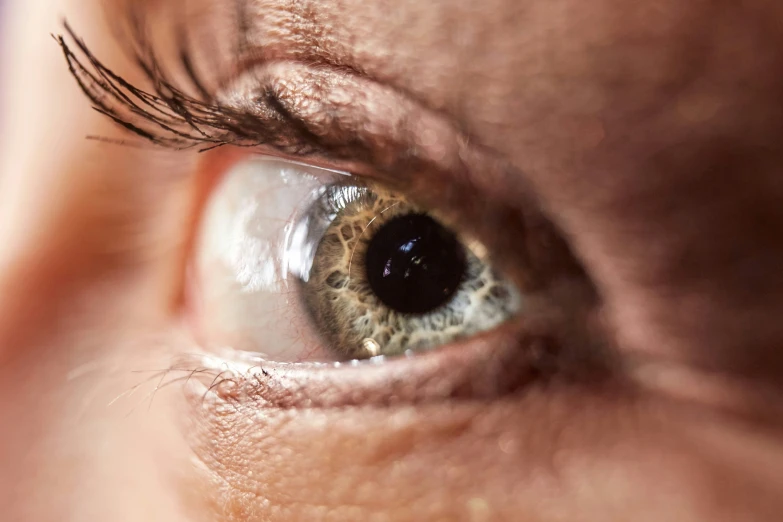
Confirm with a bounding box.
[217,60,470,176]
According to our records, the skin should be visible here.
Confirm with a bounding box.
[2,0,783,520]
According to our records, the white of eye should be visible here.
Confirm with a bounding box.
[194,157,345,362]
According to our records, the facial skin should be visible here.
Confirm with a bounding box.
[2,0,783,520]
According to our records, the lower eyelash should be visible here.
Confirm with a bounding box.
[136,327,561,413]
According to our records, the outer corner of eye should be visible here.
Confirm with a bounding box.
[184,155,523,365]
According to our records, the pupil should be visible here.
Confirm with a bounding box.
[365,213,467,315]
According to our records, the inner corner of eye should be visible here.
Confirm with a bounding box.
[188,157,522,364]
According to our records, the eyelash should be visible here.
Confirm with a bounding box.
[56,21,320,155]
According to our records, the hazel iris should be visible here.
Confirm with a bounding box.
[300,185,520,359]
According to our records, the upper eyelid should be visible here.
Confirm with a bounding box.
[56,20,491,215]
[56,20,464,172]
[217,60,471,175]
[57,20,568,291]
[56,5,537,210]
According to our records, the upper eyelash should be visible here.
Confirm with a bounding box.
[55,18,324,155]
[55,11,475,175]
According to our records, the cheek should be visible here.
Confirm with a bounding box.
[184,382,775,522]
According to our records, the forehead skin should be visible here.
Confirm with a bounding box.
[1,0,783,521]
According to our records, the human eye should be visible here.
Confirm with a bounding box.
[57,16,595,383]
[192,156,522,363]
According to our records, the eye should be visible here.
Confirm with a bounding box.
[191,157,521,362]
[299,185,521,359]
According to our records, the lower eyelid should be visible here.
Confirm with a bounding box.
[176,313,600,411]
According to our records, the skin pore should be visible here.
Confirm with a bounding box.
[2,0,783,520]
